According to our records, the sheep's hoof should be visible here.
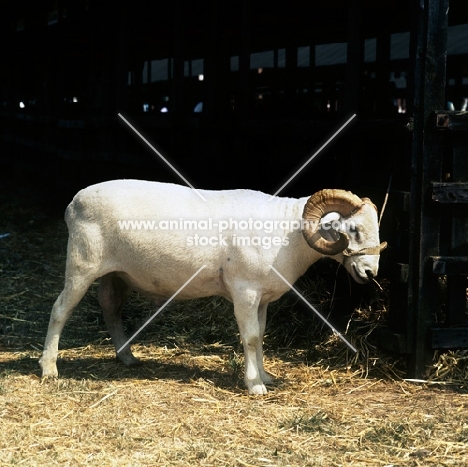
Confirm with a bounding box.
[39,357,58,378]
[117,354,142,368]
[247,381,268,395]
[40,374,59,383]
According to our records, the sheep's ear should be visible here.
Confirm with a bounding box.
[318,212,338,236]
[320,211,340,226]
[318,212,341,242]
[361,198,378,212]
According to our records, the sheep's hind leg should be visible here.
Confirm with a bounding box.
[98,273,140,367]
[39,276,95,377]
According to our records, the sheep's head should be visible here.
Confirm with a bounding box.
[302,189,385,284]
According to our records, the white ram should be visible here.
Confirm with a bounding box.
[39,180,385,394]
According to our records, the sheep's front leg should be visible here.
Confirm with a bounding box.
[233,295,267,395]
[257,303,273,385]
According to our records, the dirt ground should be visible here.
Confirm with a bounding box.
[1,177,467,466]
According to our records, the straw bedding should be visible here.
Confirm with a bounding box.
[1,182,467,466]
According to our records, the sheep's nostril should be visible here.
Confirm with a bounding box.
[365,269,374,279]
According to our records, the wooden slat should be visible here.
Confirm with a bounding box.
[431,182,468,203]
[431,256,468,275]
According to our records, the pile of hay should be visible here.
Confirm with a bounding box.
[2,180,468,466]
[0,179,466,387]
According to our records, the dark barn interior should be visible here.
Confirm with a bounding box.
[1,0,468,378]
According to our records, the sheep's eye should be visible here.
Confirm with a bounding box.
[354,230,361,241]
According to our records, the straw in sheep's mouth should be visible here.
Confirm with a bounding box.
[370,277,383,291]
[365,269,383,290]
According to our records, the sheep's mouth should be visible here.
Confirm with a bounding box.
[352,263,369,284]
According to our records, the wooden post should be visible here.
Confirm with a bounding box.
[407,0,449,378]
[202,0,230,121]
[172,0,185,118]
[115,3,129,114]
[171,0,185,160]
[343,0,362,115]
[238,0,252,119]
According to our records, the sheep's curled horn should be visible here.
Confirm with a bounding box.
[302,189,364,255]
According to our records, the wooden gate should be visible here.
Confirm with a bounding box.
[378,0,468,377]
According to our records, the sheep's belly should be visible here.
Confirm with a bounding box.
[113,270,232,303]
